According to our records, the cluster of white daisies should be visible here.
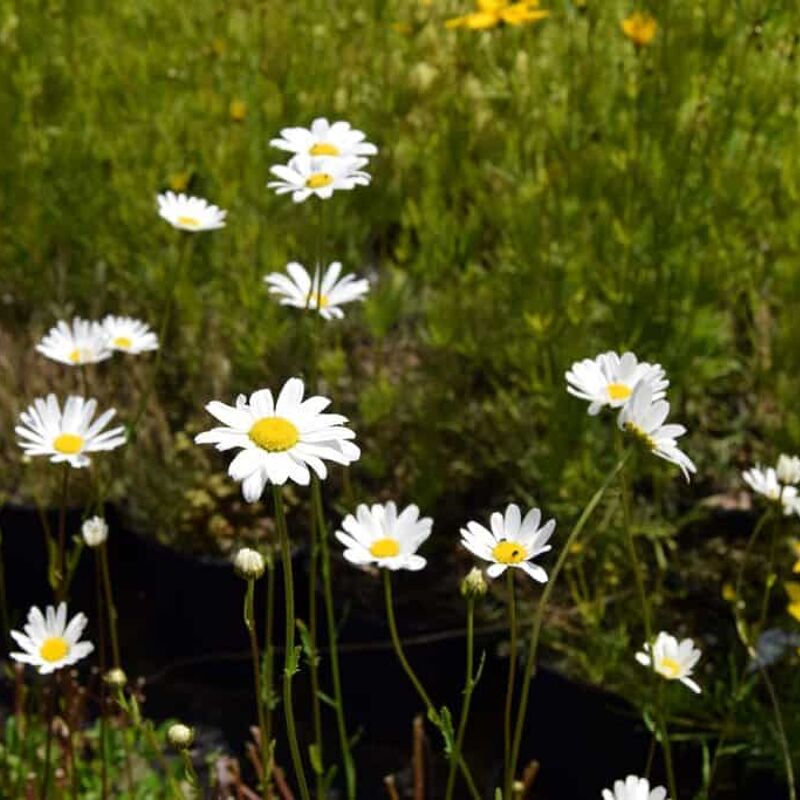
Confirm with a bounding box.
[742,453,800,517]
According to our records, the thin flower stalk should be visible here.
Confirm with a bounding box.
[509,452,630,789]
[263,555,276,792]
[444,594,477,800]
[99,544,121,669]
[306,500,325,800]
[382,570,481,800]
[273,485,311,800]
[245,577,271,800]
[502,571,518,800]
[56,465,70,602]
[40,680,55,800]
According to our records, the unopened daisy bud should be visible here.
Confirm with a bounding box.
[234,548,265,580]
[460,567,488,598]
[104,667,127,688]
[81,516,108,548]
[167,722,194,750]
[777,454,800,485]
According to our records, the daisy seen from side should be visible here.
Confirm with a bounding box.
[36,317,111,366]
[156,191,227,232]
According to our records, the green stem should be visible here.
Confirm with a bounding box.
[307,501,325,800]
[40,680,55,800]
[382,570,481,800]
[99,545,121,669]
[56,465,70,603]
[509,452,630,787]
[503,571,518,798]
[245,579,271,800]
[94,553,109,800]
[655,681,678,800]
[264,557,276,795]
[273,485,311,800]
[181,750,200,790]
[444,596,476,800]
[313,477,357,800]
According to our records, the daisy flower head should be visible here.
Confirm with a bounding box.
[635,631,701,694]
[460,503,555,582]
[565,350,668,416]
[102,315,159,354]
[264,261,369,320]
[270,117,377,161]
[37,317,111,367]
[336,502,432,572]
[194,378,360,501]
[742,465,799,517]
[156,191,227,232]
[10,602,94,675]
[267,154,371,203]
[618,381,696,481]
[602,775,668,800]
[16,394,126,468]
[777,453,800,486]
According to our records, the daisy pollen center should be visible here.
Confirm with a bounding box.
[657,656,682,679]
[309,142,340,157]
[607,382,632,401]
[53,433,84,455]
[40,636,70,663]
[623,422,656,451]
[492,540,527,564]
[306,173,334,189]
[369,538,400,558]
[249,416,300,452]
[68,348,85,363]
[113,336,133,349]
[177,215,200,228]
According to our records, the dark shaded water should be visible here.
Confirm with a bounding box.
[0,504,786,799]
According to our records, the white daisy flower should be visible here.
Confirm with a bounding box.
[81,516,109,547]
[335,502,432,572]
[102,315,159,354]
[742,465,799,516]
[263,261,369,320]
[270,117,377,160]
[566,350,668,415]
[10,602,94,675]
[601,775,668,800]
[460,503,555,582]
[776,454,800,486]
[16,394,126,468]
[36,317,111,366]
[267,154,371,203]
[156,191,227,232]
[618,381,696,481]
[194,378,360,501]
[635,631,702,694]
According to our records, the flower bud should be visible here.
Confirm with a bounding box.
[460,567,488,598]
[167,723,194,749]
[234,547,265,580]
[104,667,127,688]
[777,454,800,485]
[81,516,108,547]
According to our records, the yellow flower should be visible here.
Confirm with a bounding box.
[446,0,549,30]
[168,171,191,193]
[786,582,800,622]
[621,11,657,47]
[229,99,247,122]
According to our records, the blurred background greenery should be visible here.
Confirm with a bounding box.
[1,0,800,792]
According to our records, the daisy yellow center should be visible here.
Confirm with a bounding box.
[306,173,334,189]
[177,215,200,228]
[369,538,400,558]
[53,433,84,455]
[607,382,632,401]
[248,416,300,452]
[309,142,340,157]
[40,636,69,663]
[492,540,527,564]
[68,348,82,363]
[623,422,656,451]
[310,292,329,309]
[113,336,133,349]
[656,656,682,679]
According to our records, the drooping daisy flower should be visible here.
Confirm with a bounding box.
[602,775,668,800]
[263,261,369,320]
[36,317,111,366]
[621,12,657,47]
[565,351,668,415]
[10,602,94,675]
[194,378,360,501]
[776,453,800,486]
[335,502,432,572]
[267,154,371,203]
[635,631,701,694]
[446,0,549,29]
[156,191,227,232]
[742,465,799,516]
[460,503,555,581]
[102,315,159,354]
[618,381,696,481]
[270,118,377,161]
[16,395,126,468]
